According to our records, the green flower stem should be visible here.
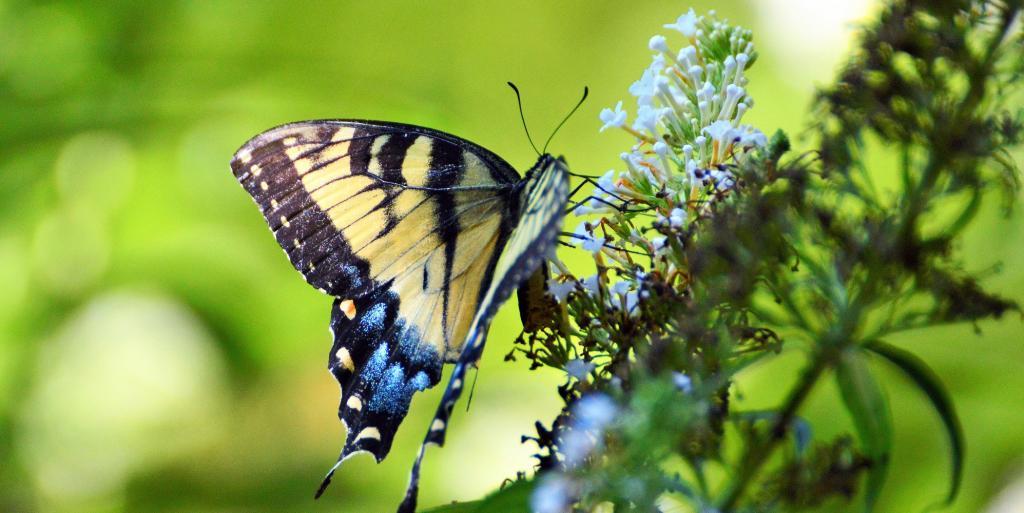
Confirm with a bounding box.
[715,344,839,511]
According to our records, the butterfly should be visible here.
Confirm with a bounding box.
[230,119,569,512]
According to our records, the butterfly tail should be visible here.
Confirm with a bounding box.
[314,458,344,499]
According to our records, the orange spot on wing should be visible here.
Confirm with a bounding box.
[340,299,357,320]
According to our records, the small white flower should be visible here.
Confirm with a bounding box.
[664,9,700,37]
[653,141,670,156]
[685,159,699,181]
[531,474,574,513]
[599,101,627,132]
[703,120,736,143]
[673,372,693,393]
[735,102,749,123]
[677,45,697,68]
[565,358,595,380]
[572,203,593,216]
[561,428,596,468]
[610,280,630,297]
[710,169,736,190]
[669,207,687,228]
[687,64,704,82]
[652,236,668,250]
[739,127,767,148]
[597,169,616,192]
[650,53,666,73]
[582,235,607,255]
[582,275,600,295]
[648,34,669,52]
[633,104,663,133]
[571,221,591,243]
[624,290,640,312]
[573,195,613,216]
[629,68,658,104]
[571,222,607,252]
[572,393,617,429]
[547,278,575,303]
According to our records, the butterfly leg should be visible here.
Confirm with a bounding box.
[566,195,651,215]
[567,176,635,204]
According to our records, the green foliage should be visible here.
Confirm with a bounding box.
[835,350,892,511]
[866,339,965,506]
[424,479,534,513]
[503,2,1023,512]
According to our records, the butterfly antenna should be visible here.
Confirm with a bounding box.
[542,86,589,154]
[508,82,541,156]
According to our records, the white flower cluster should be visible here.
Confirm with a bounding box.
[591,8,765,215]
[531,11,766,512]
[530,394,618,513]
[551,9,766,314]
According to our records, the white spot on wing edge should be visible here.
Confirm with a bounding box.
[355,427,381,442]
[237,149,252,164]
[335,347,355,371]
[347,395,363,411]
[251,163,262,176]
[430,418,445,431]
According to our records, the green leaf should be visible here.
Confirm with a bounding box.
[423,478,533,513]
[835,349,893,512]
[867,340,964,505]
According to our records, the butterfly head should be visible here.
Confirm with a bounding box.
[522,153,567,182]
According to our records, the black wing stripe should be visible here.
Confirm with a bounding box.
[427,142,464,345]
[359,198,499,291]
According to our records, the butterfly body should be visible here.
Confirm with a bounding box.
[230,119,568,511]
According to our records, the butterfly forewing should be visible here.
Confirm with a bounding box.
[230,120,524,480]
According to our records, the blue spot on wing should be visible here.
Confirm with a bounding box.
[410,371,429,391]
[370,364,408,414]
[341,264,364,289]
[358,302,387,335]
[369,366,435,415]
[362,343,389,383]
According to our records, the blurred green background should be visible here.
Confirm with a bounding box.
[1,1,1022,512]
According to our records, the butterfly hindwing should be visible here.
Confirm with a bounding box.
[397,155,570,513]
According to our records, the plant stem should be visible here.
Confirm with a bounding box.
[715,346,839,511]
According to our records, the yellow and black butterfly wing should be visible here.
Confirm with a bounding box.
[230,120,521,487]
[398,155,570,513]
